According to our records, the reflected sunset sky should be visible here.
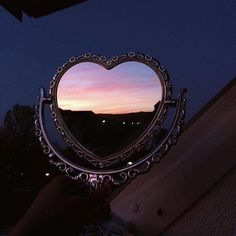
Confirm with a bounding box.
[57,62,162,114]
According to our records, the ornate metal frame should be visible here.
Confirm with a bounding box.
[34,52,187,187]
[49,53,172,166]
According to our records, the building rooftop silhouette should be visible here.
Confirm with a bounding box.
[1,0,87,21]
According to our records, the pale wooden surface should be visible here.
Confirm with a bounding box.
[163,164,236,236]
[111,81,236,235]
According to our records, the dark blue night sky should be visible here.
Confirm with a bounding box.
[0,0,235,123]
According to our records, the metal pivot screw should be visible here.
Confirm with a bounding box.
[128,203,139,213]
[157,208,166,216]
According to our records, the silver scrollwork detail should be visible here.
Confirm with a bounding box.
[34,53,187,188]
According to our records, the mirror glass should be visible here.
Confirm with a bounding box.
[57,62,162,157]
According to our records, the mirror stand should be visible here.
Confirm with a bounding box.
[35,87,186,188]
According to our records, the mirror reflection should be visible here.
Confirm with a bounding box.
[57,62,162,157]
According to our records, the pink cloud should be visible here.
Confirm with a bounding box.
[57,62,162,113]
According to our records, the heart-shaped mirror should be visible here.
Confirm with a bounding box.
[49,53,170,166]
[35,52,186,187]
[55,61,162,159]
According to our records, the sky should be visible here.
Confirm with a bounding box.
[0,0,235,123]
[57,62,162,113]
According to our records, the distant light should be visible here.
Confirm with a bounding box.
[137,122,141,125]
[128,162,133,165]
[123,121,126,125]
[102,120,106,123]
[20,172,24,176]
[45,172,50,177]
[131,122,134,125]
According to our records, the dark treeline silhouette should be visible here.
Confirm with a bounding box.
[0,104,59,226]
[59,109,155,156]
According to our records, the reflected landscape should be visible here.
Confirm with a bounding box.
[57,62,162,157]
